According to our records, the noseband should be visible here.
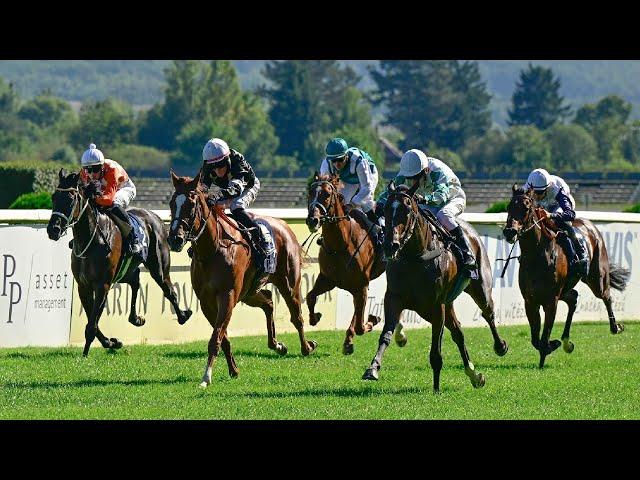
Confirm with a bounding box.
[308,180,349,224]
[386,191,419,259]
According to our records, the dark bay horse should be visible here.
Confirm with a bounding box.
[306,173,386,354]
[46,169,192,356]
[363,183,492,392]
[168,172,317,388]
[503,185,629,368]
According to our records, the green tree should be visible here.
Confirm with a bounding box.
[574,95,631,130]
[369,60,491,151]
[70,98,136,149]
[502,125,552,171]
[0,77,19,114]
[545,124,597,171]
[18,92,77,131]
[508,63,571,129]
[460,128,507,175]
[260,60,365,171]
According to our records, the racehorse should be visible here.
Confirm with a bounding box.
[168,171,317,388]
[47,169,192,356]
[307,173,508,358]
[362,182,493,392]
[306,173,386,354]
[503,185,629,368]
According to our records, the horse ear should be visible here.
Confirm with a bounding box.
[389,180,396,192]
[170,169,180,188]
[192,170,202,189]
[512,183,518,193]
[408,181,420,197]
[59,168,66,181]
[313,170,320,181]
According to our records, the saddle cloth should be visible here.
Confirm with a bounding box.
[254,219,277,274]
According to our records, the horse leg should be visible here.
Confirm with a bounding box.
[274,276,317,356]
[83,284,110,357]
[363,291,402,381]
[445,304,485,389]
[539,300,562,368]
[560,288,578,353]
[244,289,287,355]
[342,288,367,355]
[428,304,446,393]
[306,272,335,326]
[525,300,542,352]
[465,278,508,356]
[200,291,233,388]
[126,268,145,327]
[603,296,624,334]
[147,260,192,326]
[78,282,118,350]
[220,333,239,378]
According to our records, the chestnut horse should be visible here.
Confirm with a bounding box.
[363,183,491,392]
[47,169,192,356]
[306,173,386,354]
[168,172,317,388]
[308,173,508,358]
[503,185,629,368]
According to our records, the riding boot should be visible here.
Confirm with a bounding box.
[555,219,588,277]
[556,231,578,271]
[449,225,477,270]
[107,205,142,255]
[232,208,268,269]
[350,208,383,255]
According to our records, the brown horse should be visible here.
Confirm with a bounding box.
[503,185,629,368]
[362,183,489,392]
[307,173,508,358]
[168,171,317,388]
[47,169,192,357]
[305,173,386,354]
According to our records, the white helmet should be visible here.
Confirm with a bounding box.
[526,168,552,192]
[202,138,230,163]
[80,143,104,167]
[399,149,429,178]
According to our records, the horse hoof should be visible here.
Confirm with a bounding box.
[129,315,145,327]
[612,323,625,334]
[562,339,575,353]
[362,367,379,381]
[229,370,239,379]
[342,343,354,355]
[109,338,123,350]
[198,382,209,389]
[471,373,486,389]
[178,309,193,325]
[395,334,408,348]
[368,314,381,327]
[310,312,322,326]
[276,342,288,356]
[303,340,318,356]
[494,339,509,357]
[549,340,561,352]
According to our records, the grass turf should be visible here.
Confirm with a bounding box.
[1,321,637,420]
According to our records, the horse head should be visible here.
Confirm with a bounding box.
[306,171,344,232]
[47,168,81,241]
[168,170,204,252]
[503,183,536,244]
[383,182,420,261]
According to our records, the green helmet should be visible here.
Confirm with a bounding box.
[325,138,349,160]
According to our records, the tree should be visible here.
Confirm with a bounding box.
[545,124,597,171]
[70,98,136,149]
[507,63,571,130]
[0,77,19,114]
[574,95,631,130]
[18,92,77,132]
[502,126,552,171]
[460,129,507,175]
[260,60,367,171]
[369,61,491,152]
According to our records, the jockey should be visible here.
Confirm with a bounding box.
[199,138,270,264]
[524,168,589,276]
[377,148,476,270]
[319,137,383,253]
[78,143,142,255]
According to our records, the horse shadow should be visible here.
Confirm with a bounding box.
[1,350,79,360]
[162,349,330,360]
[3,376,191,390]
[218,384,428,400]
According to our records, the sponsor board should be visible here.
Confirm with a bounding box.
[0,225,73,347]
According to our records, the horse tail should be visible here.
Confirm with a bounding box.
[609,264,631,292]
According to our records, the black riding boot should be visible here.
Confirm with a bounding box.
[349,208,383,255]
[107,205,142,255]
[556,220,588,276]
[450,225,477,270]
[232,208,268,267]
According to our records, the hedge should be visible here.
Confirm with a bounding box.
[8,191,52,209]
[485,200,509,213]
[0,161,76,208]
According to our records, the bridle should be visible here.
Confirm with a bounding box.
[506,192,545,241]
[308,180,349,225]
[386,191,419,260]
[51,186,98,258]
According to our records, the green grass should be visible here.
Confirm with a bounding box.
[1,321,638,420]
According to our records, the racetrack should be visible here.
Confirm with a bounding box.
[1,321,638,420]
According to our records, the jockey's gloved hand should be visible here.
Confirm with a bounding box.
[415,194,427,204]
[206,190,223,206]
[84,180,101,198]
